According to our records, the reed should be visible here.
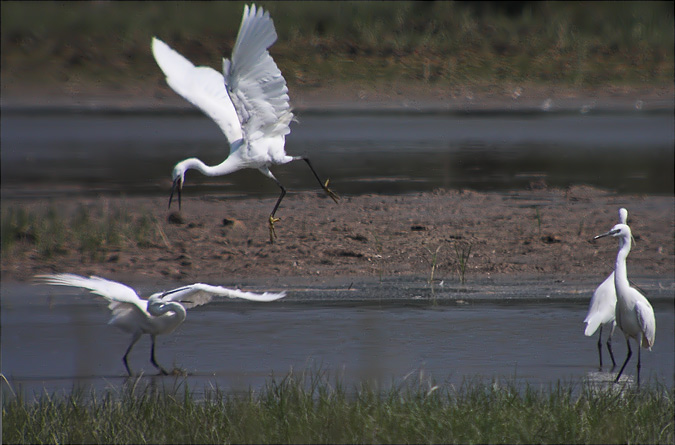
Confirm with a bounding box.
[426,243,444,301]
[3,371,673,444]
[453,240,473,284]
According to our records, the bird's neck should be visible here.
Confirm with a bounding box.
[180,156,242,177]
[613,236,632,300]
[148,301,187,324]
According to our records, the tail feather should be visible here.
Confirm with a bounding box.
[583,315,601,337]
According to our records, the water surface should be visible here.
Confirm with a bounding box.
[3,278,673,397]
[2,109,673,397]
[2,110,673,199]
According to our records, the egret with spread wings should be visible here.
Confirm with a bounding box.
[152,4,338,242]
[36,273,286,376]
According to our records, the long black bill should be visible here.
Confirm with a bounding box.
[169,177,182,210]
[593,228,619,240]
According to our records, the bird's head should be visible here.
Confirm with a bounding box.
[618,208,628,225]
[169,164,186,210]
[147,293,192,316]
[594,223,632,244]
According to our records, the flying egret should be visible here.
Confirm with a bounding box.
[35,273,286,376]
[594,223,655,386]
[152,4,339,243]
[584,207,628,369]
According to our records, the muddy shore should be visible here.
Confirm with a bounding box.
[2,84,673,288]
[2,185,673,288]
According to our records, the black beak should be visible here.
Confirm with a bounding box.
[593,228,619,240]
[169,177,182,210]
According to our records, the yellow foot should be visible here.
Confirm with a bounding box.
[323,179,340,203]
[170,367,188,376]
[268,216,280,243]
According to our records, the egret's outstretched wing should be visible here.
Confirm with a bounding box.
[35,274,150,319]
[36,273,141,304]
[156,283,286,308]
[635,297,656,349]
[152,37,244,146]
[223,4,292,143]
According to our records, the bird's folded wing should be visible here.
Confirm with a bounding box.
[152,37,244,146]
[158,283,286,308]
[584,273,616,336]
[635,299,656,349]
[34,273,149,315]
[223,4,292,143]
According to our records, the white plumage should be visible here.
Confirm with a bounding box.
[584,273,616,338]
[583,207,628,368]
[152,4,338,242]
[36,273,285,376]
[594,222,656,386]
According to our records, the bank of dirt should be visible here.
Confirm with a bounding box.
[2,186,673,286]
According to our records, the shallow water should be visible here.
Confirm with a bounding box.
[2,110,673,199]
[2,109,673,397]
[3,278,673,397]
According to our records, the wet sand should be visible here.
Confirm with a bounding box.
[2,186,673,284]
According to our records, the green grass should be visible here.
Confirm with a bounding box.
[453,240,472,284]
[1,203,164,262]
[3,371,673,444]
[1,1,673,92]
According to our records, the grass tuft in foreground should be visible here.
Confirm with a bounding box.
[2,371,673,444]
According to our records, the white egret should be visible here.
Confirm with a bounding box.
[152,4,339,243]
[583,207,628,369]
[35,273,286,376]
[594,224,655,386]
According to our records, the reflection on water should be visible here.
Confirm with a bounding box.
[1,110,673,199]
[2,279,673,397]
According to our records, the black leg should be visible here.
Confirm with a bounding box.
[615,337,632,383]
[636,342,641,387]
[269,177,287,220]
[150,335,169,375]
[123,332,142,376]
[302,158,339,203]
[260,160,337,244]
[596,326,604,369]
[606,335,616,369]
[267,176,286,243]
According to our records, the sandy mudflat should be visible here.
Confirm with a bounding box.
[2,186,673,287]
[2,84,673,287]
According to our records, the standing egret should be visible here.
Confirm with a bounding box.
[35,273,286,376]
[152,4,339,242]
[584,207,628,369]
[594,224,655,386]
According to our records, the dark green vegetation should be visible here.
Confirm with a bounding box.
[1,1,673,94]
[3,371,673,444]
[1,204,165,262]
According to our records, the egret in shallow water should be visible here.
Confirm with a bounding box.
[36,273,286,376]
[584,207,628,369]
[594,223,655,386]
[152,4,339,242]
